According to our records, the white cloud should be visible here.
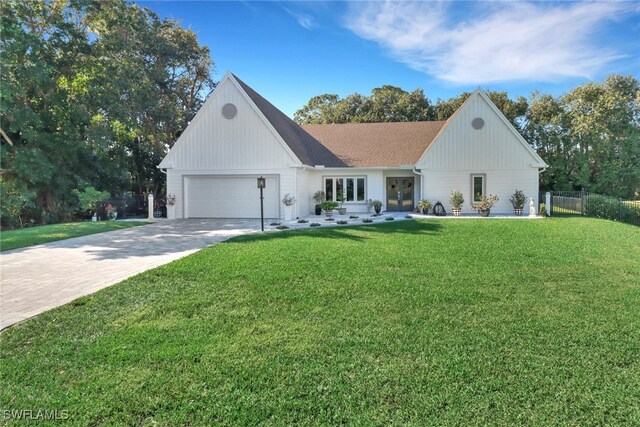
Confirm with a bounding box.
[283,6,317,30]
[345,1,635,84]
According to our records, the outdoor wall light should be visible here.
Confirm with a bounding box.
[257,176,266,189]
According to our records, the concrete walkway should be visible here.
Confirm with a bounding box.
[0,219,263,330]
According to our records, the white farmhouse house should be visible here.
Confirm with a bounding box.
[159,72,547,219]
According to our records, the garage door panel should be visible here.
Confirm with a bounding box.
[186,176,278,218]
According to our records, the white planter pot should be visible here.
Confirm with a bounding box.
[284,205,293,221]
[167,205,175,220]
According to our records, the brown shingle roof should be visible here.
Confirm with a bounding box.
[302,122,447,167]
[233,73,447,168]
[232,74,347,167]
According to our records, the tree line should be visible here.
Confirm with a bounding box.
[294,75,640,199]
[1,0,214,228]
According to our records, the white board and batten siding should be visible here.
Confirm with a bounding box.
[417,92,545,214]
[161,76,300,219]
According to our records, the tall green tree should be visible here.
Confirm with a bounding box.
[294,86,433,124]
[434,91,529,131]
[524,75,640,198]
[1,0,215,227]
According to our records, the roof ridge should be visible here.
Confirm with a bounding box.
[302,121,448,126]
[231,74,347,167]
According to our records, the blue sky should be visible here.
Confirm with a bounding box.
[139,1,640,117]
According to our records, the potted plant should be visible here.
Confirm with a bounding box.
[105,204,118,220]
[336,188,346,215]
[471,194,499,217]
[509,189,526,216]
[321,200,339,217]
[371,200,383,214]
[450,190,464,216]
[312,190,325,215]
[282,193,296,221]
[166,193,176,219]
[417,199,432,215]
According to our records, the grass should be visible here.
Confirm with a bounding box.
[1,217,639,425]
[0,221,150,252]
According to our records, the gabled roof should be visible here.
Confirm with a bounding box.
[160,73,546,170]
[231,74,347,167]
[417,89,547,168]
[303,122,447,167]
[475,89,547,167]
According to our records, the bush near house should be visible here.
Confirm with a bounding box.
[585,194,640,225]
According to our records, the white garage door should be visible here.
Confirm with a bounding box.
[185,176,279,218]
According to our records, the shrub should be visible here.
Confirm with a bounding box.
[349,215,359,219]
[282,194,296,207]
[75,186,110,214]
[385,216,394,221]
[417,199,432,213]
[321,201,339,212]
[337,220,348,225]
[297,219,309,223]
[309,223,321,227]
[312,191,326,204]
[362,218,373,223]
[270,222,281,226]
[450,191,464,209]
[585,195,640,225]
[325,218,335,222]
[275,225,289,230]
[471,194,499,211]
[509,190,526,209]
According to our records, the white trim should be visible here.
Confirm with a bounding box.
[323,175,367,204]
[416,89,548,168]
[475,90,548,167]
[159,73,232,169]
[384,176,416,211]
[471,173,486,202]
[160,72,304,169]
[226,74,303,168]
[182,173,281,219]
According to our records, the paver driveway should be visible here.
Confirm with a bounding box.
[0,219,262,330]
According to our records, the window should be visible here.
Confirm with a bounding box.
[472,174,485,202]
[324,177,366,202]
[325,179,333,202]
[357,178,365,201]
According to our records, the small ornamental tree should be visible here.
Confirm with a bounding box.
[509,190,526,209]
[450,191,464,209]
[75,187,110,215]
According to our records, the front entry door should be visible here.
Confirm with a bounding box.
[386,177,414,211]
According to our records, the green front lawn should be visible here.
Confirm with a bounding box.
[0,221,150,252]
[1,218,639,425]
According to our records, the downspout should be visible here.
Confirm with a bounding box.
[413,167,424,201]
